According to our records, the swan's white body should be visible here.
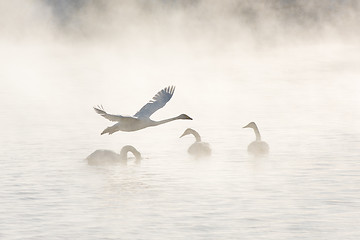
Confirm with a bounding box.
[180,128,211,157]
[243,122,269,155]
[86,145,142,165]
[94,86,192,135]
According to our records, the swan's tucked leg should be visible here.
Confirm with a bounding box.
[101,125,118,135]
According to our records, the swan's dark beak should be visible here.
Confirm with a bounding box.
[181,114,192,120]
[180,133,186,138]
[243,122,256,129]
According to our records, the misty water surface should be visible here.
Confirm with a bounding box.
[1,1,360,239]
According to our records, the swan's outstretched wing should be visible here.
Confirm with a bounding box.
[134,86,175,118]
[94,105,125,122]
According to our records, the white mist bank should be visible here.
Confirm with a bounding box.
[1,0,359,140]
[1,1,360,43]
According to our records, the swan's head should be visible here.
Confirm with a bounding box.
[180,128,194,138]
[243,122,257,129]
[178,114,193,120]
[132,149,142,161]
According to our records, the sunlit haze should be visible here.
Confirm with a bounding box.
[1,1,359,239]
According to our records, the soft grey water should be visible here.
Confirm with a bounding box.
[1,41,359,240]
[1,1,360,237]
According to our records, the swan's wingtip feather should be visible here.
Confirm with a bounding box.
[164,85,175,95]
[94,105,104,110]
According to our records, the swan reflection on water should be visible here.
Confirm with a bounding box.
[86,145,142,166]
[243,122,269,155]
[180,128,212,158]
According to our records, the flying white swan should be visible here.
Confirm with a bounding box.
[94,86,192,135]
[243,122,269,155]
[86,145,142,165]
[180,128,211,157]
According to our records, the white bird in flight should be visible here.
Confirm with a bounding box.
[94,86,192,135]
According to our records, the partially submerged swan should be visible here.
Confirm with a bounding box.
[94,86,192,135]
[180,128,211,157]
[86,145,142,165]
[243,122,269,155]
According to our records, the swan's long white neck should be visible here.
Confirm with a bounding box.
[188,129,202,142]
[120,145,141,162]
[252,125,262,141]
[154,115,182,126]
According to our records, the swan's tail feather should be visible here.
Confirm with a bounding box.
[101,126,117,135]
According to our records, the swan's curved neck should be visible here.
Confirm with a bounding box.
[120,146,141,161]
[189,129,201,142]
[252,125,261,141]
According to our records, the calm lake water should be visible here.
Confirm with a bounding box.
[1,42,360,240]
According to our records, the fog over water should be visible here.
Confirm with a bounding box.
[1,1,360,239]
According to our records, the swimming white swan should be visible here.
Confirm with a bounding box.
[86,145,142,165]
[180,128,211,157]
[243,122,269,155]
[94,86,192,135]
